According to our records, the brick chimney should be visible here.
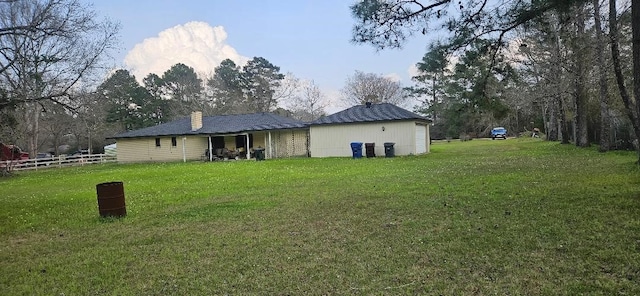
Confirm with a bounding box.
[191,111,202,131]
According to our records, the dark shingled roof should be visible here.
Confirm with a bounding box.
[112,112,307,139]
[310,103,430,125]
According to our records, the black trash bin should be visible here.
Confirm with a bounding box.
[350,142,363,158]
[384,142,395,158]
[365,143,375,158]
[254,148,265,161]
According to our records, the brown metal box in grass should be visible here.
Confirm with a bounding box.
[96,181,126,217]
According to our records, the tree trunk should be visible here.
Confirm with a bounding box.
[541,101,548,137]
[547,97,559,141]
[610,0,640,163]
[633,0,640,162]
[560,96,570,144]
[24,102,40,158]
[593,0,611,152]
[432,77,438,122]
[546,14,564,142]
[573,4,590,148]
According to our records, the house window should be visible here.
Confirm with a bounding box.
[155,138,161,147]
[171,137,177,147]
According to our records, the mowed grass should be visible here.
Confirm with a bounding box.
[1,139,639,295]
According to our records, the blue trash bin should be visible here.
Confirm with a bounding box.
[350,142,363,158]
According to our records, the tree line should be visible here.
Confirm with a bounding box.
[352,0,640,162]
[98,58,288,132]
[12,0,632,163]
[0,0,119,158]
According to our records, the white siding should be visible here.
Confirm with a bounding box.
[116,136,208,163]
[310,121,418,157]
[253,133,266,149]
[116,130,309,163]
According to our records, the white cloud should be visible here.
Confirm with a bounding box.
[408,64,421,79]
[124,21,248,80]
[384,73,402,82]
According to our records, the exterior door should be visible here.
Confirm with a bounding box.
[415,125,427,154]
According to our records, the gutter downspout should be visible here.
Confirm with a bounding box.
[182,136,186,162]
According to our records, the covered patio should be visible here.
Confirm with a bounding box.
[112,112,309,163]
[201,131,287,161]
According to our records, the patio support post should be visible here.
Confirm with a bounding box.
[208,136,213,161]
[268,131,272,159]
[245,133,250,159]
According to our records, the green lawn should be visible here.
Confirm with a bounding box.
[1,139,639,295]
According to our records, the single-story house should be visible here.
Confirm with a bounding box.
[111,112,309,163]
[111,103,431,162]
[308,102,432,157]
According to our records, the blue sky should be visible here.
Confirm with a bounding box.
[89,0,434,111]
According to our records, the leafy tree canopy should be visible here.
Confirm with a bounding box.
[98,69,165,131]
[351,0,588,52]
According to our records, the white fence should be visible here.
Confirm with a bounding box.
[1,154,117,171]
